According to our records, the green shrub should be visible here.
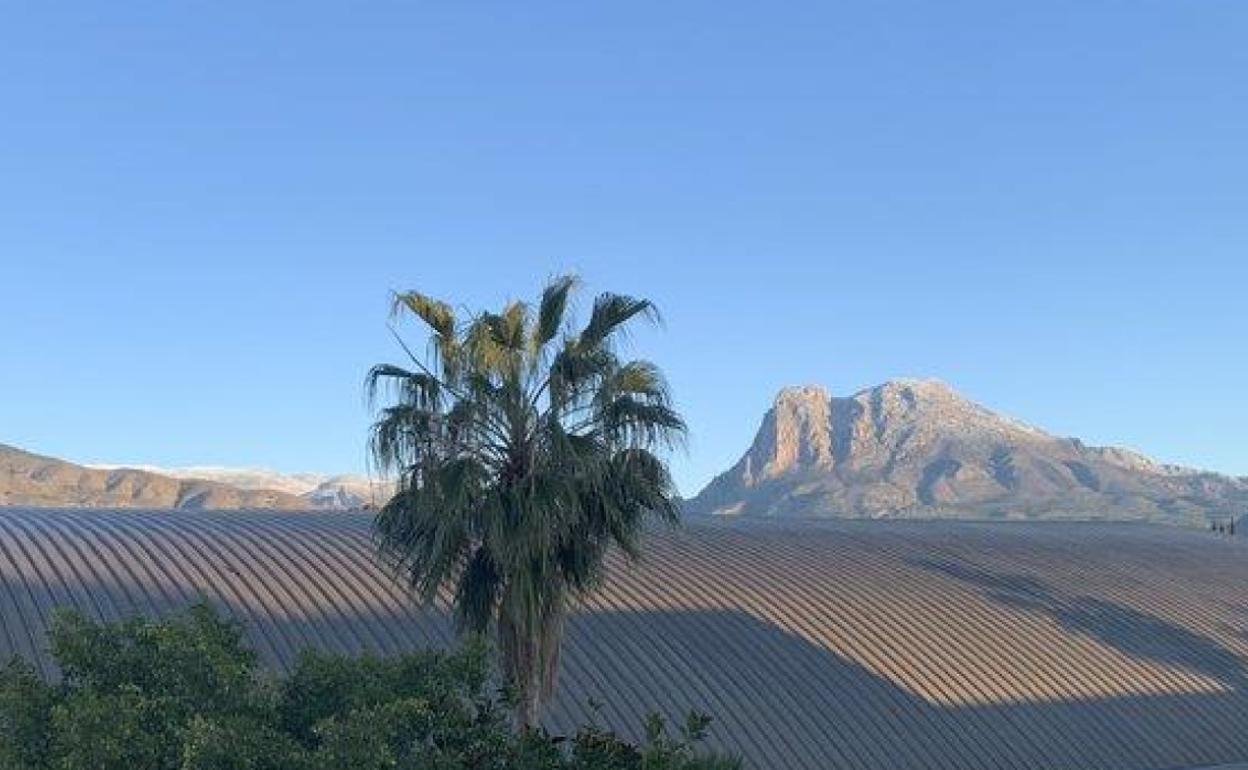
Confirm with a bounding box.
[49,603,259,719]
[0,658,53,770]
[50,689,181,770]
[181,715,309,770]
[278,641,495,747]
[0,603,740,770]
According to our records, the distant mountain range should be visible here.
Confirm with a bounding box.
[0,444,390,511]
[686,379,1248,526]
[5,379,1246,524]
[85,465,393,510]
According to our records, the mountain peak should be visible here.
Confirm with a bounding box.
[688,381,1248,523]
[874,376,952,391]
[857,377,968,405]
[716,386,835,491]
[774,384,830,406]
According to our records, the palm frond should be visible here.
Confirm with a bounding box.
[533,274,578,349]
[601,360,670,405]
[497,301,531,351]
[577,292,659,352]
[591,397,687,451]
[454,545,501,634]
[391,291,456,337]
[367,404,441,474]
[364,364,442,410]
[547,345,616,412]
[463,313,520,377]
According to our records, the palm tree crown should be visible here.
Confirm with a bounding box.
[366,275,686,727]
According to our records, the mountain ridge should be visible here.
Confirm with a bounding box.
[84,464,392,509]
[686,379,1247,525]
[0,443,312,510]
[7,379,1243,522]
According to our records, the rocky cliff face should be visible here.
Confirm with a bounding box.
[688,379,1248,524]
[0,444,310,510]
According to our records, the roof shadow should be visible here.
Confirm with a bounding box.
[908,555,1248,691]
[557,607,1248,770]
[6,575,1248,770]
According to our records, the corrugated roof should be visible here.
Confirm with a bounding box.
[1,508,1246,770]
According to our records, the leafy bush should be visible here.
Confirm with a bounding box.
[0,658,52,770]
[0,604,738,770]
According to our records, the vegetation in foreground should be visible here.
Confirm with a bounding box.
[0,604,738,770]
[368,275,686,728]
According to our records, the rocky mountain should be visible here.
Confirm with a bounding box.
[687,379,1248,525]
[0,444,310,510]
[91,465,394,510]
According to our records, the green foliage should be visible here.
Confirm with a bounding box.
[568,712,740,770]
[278,638,498,748]
[48,602,258,719]
[367,275,687,726]
[181,715,308,770]
[0,658,53,770]
[50,689,181,770]
[0,604,740,770]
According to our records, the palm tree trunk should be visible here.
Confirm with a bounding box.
[509,620,542,731]
[500,587,568,730]
[539,602,565,703]
[520,637,542,730]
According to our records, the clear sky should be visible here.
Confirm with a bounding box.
[3,2,1245,495]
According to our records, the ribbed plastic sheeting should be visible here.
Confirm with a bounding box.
[1,508,1246,770]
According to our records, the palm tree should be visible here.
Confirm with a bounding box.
[366,275,686,729]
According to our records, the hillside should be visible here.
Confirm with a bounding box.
[0,444,309,510]
[687,379,1248,524]
[87,464,393,509]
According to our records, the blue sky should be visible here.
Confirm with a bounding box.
[2,2,1245,494]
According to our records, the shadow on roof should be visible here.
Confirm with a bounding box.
[908,555,1248,692]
